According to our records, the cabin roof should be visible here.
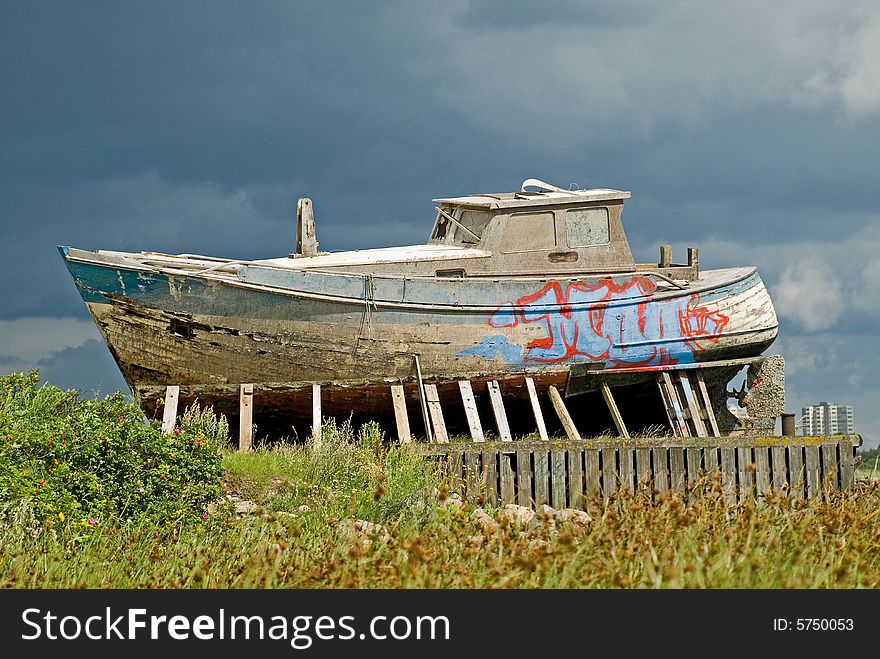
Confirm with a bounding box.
[433,178,631,210]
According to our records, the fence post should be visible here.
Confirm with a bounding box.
[239,384,254,451]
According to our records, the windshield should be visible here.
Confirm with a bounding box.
[430,207,491,245]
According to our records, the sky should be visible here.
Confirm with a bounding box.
[1,1,878,447]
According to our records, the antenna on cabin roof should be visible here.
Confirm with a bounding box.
[520,178,568,193]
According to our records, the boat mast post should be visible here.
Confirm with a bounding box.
[296,197,318,256]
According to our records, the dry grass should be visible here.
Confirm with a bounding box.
[2,431,879,589]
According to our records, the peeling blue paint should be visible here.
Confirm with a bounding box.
[459,335,524,362]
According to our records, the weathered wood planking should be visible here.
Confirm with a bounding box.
[390,384,411,444]
[465,451,481,500]
[821,443,839,493]
[458,380,485,443]
[413,354,432,443]
[568,450,584,509]
[805,445,820,500]
[839,438,854,491]
[485,453,498,507]
[694,371,720,437]
[653,447,669,494]
[704,446,719,478]
[423,384,448,443]
[487,380,513,442]
[238,383,253,452]
[659,372,689,437]
[669,447,685,494]
[770,445,787,493]
[419,436,860,510]
[736,446,754,503]
[618,447,634,491]
[655,374,682,437]
[312,383,322,445]
[533,449,550,506]
[636,447,652,491]
[517,450,532,507]
[754,446,770,497]
[600,381,630,439]
[720,447,736,506]
[788,446,804,500]
[685,447,701,487]
[686,447,701,503]
[601,448,617,499]
[525,377,549,442]
[585,449,600,499]
[551,450,567,508]
[449,449,463,492]
[500,453,515,503]
[548,386,582,441]
[161,385,180,435]
[678,374,708,438]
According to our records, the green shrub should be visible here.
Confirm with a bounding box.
[223,417,439,525]
[0,371,226,530]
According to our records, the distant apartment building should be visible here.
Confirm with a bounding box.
[800,402,854,435]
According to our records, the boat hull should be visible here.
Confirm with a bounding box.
[60,248,778,424]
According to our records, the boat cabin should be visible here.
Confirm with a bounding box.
[428,179,634,276]
[287,178,700,281]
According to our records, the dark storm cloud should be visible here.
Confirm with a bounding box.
[33,339,128,398]
[2,1,879,443]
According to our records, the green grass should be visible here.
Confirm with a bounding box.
[3,372,879,589]
[3,428,880,588]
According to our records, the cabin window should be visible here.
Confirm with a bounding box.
[451,209,491,244]
[566,207,610,247]
[431,214,450,241]
[501,212,556,253]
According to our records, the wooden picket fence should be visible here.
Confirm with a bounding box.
[416,435,860,507]
[158,368,861,508]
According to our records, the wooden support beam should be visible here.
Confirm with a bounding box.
[599,381,630,439]
[547,385,582,442]
[487,380,513,442]
[239,383,253,452]
[390,385,411,443]
[458,380,484,442]
[160,385,179,435]
[311,383,322,445]
[413,355,432,443]
[423,384,448,443]
[678,373,708,438]
[658,372,689,437]
[694,371,720,437]
[525,377,549,441]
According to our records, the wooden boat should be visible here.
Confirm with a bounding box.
[59,179,778,428]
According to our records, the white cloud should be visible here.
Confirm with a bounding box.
[696,221,880,332]
[0,316,99,365]
[774,260,844,332]
[809,11,880,116]
[404,1,880,148]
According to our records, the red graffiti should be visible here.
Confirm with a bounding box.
[487,275,730,366]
